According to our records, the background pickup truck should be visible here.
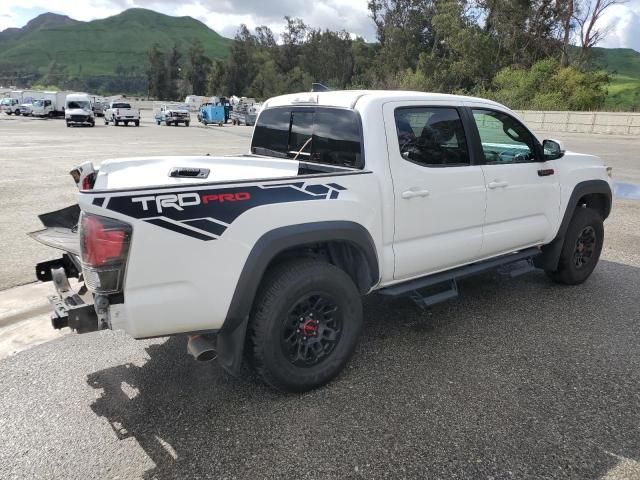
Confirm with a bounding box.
[104,101,140,126]
[32,90,612,393]
[154,103,191,127]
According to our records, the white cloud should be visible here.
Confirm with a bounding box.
[597,1,640,51]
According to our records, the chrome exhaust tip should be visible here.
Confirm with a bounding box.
[187,335,217,362]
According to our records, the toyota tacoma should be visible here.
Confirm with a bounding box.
[31,90,612,392]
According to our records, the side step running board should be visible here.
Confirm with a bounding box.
[378,248,541,308]
[408,280,458,309]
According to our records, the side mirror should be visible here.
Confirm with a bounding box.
[543,139,565,160]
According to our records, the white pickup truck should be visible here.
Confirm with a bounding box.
[32,90,612,392]
[104,101,140,126]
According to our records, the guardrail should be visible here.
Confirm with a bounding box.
[516,110,640,135]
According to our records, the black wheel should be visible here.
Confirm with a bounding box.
[248,259,363,392]
[66,122,71,127]
[546,207,604,285]
[124,121,129,126]
[104,118,109,125]
[14,110,20,116]
[185,121,190,127]
[135,120,140,127]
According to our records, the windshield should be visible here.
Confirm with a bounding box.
[251,107,363,168]
[1,98,11,105]
[67,101,90,110]
[33,100,44,107]
[112,102,131,109]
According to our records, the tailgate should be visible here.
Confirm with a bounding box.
[28,204,80,255]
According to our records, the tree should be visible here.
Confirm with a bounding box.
[368,0,437,75]
[207,59,227,96]
[278,17,308,73]
[556,0,575,67]
[485,58,608,110]
[574,0,627,64]
[185,39,212,95]
[146,44,168,99]
[166,44,182,101]
[304,29,354,88]
[226,25,258,94]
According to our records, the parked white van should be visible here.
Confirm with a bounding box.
[65,93,95,127]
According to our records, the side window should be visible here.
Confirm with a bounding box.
[472,109,538,164]
[251,107,363,168]
[394,107,470,167]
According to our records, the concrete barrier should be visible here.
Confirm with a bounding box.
[516,110,640,135]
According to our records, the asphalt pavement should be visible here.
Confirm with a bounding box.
[1,257,639,479]
[1,113,639,479]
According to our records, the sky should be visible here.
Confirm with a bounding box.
[0,0,639,51]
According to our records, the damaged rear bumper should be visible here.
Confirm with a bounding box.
[47,265,100,334]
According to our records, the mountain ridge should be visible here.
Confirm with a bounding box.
[0,8,231,80]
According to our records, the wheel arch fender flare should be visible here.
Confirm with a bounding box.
[536,179,612,271]
[216,220,380,375]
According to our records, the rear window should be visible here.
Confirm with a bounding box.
[112,102,131,109]
[251,107,363,168]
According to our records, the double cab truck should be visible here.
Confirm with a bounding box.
[32,90,612,392]
[104,101,140,126]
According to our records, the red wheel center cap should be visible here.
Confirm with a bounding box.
[302,319,318,336]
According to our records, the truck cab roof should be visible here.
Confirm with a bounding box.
[263,90,507,111]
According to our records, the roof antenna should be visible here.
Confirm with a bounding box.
[311,83,331,92]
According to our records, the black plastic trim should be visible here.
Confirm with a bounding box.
[217,221,379,375]
[536,179,612,271]
[379,247,540,296]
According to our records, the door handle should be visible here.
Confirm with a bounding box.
[401,188,430,199]
[487,180,509,189]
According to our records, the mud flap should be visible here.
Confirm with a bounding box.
[216,317,249,376]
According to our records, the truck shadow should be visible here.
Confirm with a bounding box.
[86,259,640,479]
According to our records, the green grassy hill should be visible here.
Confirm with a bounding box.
[0,8,231,78]
[589,47,640,111]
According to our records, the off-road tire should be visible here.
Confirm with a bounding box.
[546,207,604,285]
[248,259,363,393]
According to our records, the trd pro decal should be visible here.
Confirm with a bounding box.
[102,182,345,240]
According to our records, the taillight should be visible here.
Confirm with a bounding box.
[70,161,96,190]
[80,213,132,293]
